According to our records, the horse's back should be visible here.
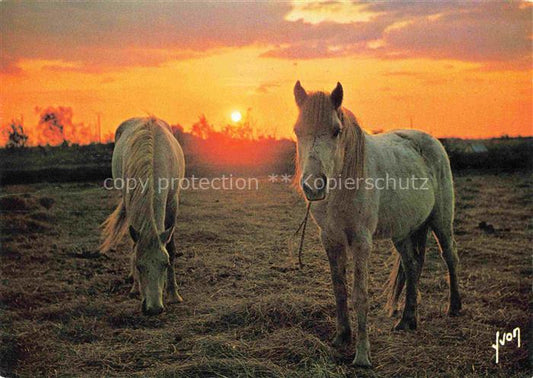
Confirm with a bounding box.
[391,129,449,169]
[370,129,450,177]
[367,129,453,240]
[388,130,453,197]
[114,117,175,148]
[112,117,184,182]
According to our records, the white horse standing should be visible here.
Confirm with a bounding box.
[100,117,185,316]
[293,81,461,367]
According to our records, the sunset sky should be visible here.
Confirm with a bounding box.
[1,1,531,143]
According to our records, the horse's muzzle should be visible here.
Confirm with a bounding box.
[301,174,327,201]
[142,299,164,316]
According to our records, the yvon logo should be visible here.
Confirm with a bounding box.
[492,327,521,364]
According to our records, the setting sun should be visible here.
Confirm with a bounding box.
[231,111,242,123]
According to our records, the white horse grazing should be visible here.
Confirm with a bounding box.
[293,81,461,367]
[100,117,185,316]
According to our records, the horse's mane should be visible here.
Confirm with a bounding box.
[125,118,158,243]
[293,92,366,193]
[339,107,366,182]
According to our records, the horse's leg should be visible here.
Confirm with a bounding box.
[387,224,426,317]
[412,224,428,305]
[164,197,183,303]
[349,237,372,367]
[393,237,419,331]
[431,225,461,316]
[430,171,461,316]
[321,231,351,348]
[129,252,139,297]
[166,234,183,303]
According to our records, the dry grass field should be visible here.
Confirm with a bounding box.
[1,172,531,377]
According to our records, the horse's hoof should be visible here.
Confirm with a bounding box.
[352,352,372,368]
[387,308,400,318]
[447,305,462,317]
[332,331,352,348]
[393,317,417,331]
[168,291,183,303]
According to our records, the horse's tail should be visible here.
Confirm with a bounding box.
[99,198,127,253]
[385,229,427,316]
[385,254,405,317]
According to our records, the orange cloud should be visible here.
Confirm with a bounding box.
[3,2,530,73]
[264,2,532,70]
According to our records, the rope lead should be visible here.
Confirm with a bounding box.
[294,202,311,269]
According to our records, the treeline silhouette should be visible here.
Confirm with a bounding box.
[1,108,531,185]
[440,137,533,171]
[1,106,114,148]
[0,112,296,184]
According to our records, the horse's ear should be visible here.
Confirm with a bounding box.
[129,225,139,243]
[159,226,174,245]
[294,81,308,107]
[331,82,343,109]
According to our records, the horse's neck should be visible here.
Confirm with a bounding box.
[128,186,158,233]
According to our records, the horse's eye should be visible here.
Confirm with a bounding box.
[333,127,341,137]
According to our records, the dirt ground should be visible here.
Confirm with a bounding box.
[1,172,531,377]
